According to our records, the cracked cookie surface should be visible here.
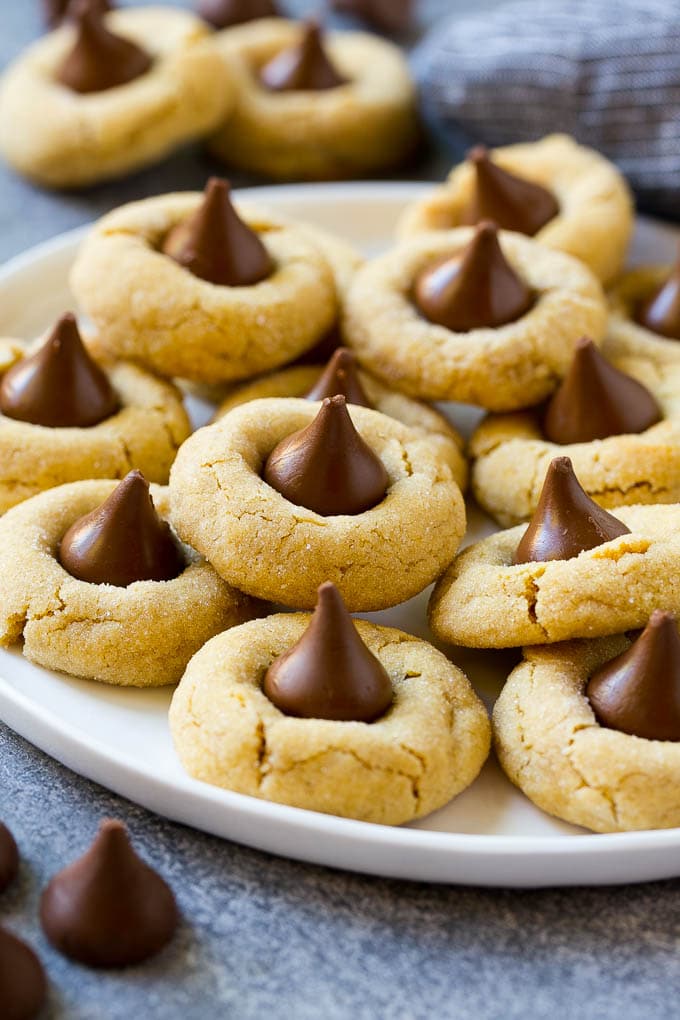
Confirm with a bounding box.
[169,613,490,824]
[0,356,190,514]
[0,8,232,189]
[0,480,263,687]
[343,227,606,410]
[214,364,468,491]
[397,134,633,286]
[169,397,466,611]
[470,350,680,526]
[71,193,337,384]
[210,18,418,181]
[493,635,680,832]
[429,504,680,649]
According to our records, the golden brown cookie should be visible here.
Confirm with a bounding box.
[0,480,263,687]
[169,613,490,824]
[169,397,466,610]
[397,135,633,286]
[470,350,680,526]
[213,362,468,490]
[0,8,232,188]
[429,504,680,648]
[210,18,418,180]
[493,635,680,832]
[70,191,337,384]
[343,227,607,409]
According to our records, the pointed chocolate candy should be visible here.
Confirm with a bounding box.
[543,337,661,445]
[461,146,559,237]
[587,610,680,741]
[0,823,18,895]
[44,0,111,28]
[331,0,413,34]
[260,21,348,92]
[635,247,680,341]
[59,470,184,587]
[0,313,119,429]
[40,819,178,968]
[163,178,273,288]
[0,927,47,1020]
[413,221,534,332]
[197,0,278,30]
[56,0,152,94]
[305,348,372,408]
[264,582,393,721]
[264,395,388,516]
[513,456,630,565]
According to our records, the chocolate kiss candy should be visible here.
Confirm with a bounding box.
[461,146,559,237]
[196,0,278,30]
[0,313,119,429]
[513,456,630,565]
[587,610,680,741]
[264,581,393,721]
[44,0,111,28]
[331,0,413,34]
[305,348,372,408]
[635,247,680,341]
[0,927,47,1020]
[0,823,19,895]
[413,221,534,332]
[163,178,273,288]
[260,21,348,92]
[59,470,184,587]
[56,0,152,95]
[40,819,178,968]
[264,394,388,516]
[543,337,661,445]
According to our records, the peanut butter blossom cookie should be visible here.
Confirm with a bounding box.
[430,457,680,648]
[470,337,680,526]
[607,246,680,365]
[494,612,680,832]
[214,347,468,490]
[210,18,418,180]
[0,314,190,514]
[0,2,232,188]
[170,582,490,824]
[71,179,337,385]
[0,472,262,686]
[344,221,607,409]
[170,395,465,610]
[397,134,633,285]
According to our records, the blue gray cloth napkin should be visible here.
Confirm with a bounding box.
[412,0,680,219]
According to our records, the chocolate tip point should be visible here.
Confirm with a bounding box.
[476,219,498,237]
[468,145,489,164]
[327,394,347,408]
[649,609,677,628]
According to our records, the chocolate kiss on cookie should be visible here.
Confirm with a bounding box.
[635,247,680,341]
[461,146,559,237]
[197,0,278,30]
[587,610,680,741]
[260,20,348,92]
[264,394,388,516]
[331,0,413,34]
[513,456,630,565]
[40,819,178,968]
[57,0,152,94]
[59,470,184,587]
[0,313,119,429]
[413,221,534,332]
[543,337,661,445]
[163,178,273,288]
[0,823,19,895]
[305,348,372,408]
[264,581,393,721]
[0,927,47,1020]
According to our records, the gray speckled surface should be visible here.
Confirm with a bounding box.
[1,2,680,1018]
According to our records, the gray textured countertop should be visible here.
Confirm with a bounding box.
[1,3,680,1018]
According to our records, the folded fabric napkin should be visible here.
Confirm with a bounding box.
[412,0,680,219]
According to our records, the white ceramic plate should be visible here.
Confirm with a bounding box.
[1,183,678,888]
